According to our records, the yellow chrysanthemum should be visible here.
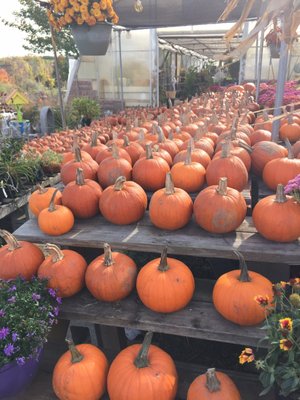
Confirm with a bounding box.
[279,317,293,332]
[96,14,105,21]
[66,7,75,16]
[92,2,100,8]
[76,16,84,24]
[100,0,107,10]
[79,5,88,13]
[87,16,97,26]
[279,339,293,351]
[73,3,80,12]
[81,12,90,21]
[65,14,73,23]
[80,0,89,5]
[239,348,254,365]
[112,15,119,24]
[92,8,101,17]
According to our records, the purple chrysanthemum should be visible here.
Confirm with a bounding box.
[4,343,14,357]
[16,357,25,366]
[0,327,10,340]
[32,293,41,301]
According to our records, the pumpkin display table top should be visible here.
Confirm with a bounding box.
[14,212,300,265]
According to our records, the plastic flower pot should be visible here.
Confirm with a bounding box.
[71,22,112,56]
[269,43,280,58]
[0,347,43,398]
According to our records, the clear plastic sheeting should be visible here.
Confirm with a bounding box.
[114,0,261,29]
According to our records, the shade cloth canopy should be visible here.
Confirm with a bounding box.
[114,0,261,29]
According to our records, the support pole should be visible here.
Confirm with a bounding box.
[50,24,66,130]
[271,39,288,142]
[255,31,264,102]
[117,30,124,110]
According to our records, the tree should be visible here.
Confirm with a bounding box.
[2,0,78,58]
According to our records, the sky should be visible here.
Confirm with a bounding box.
[0,0,28,58]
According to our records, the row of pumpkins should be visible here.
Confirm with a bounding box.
[0,229,273,327]
[28,167,300,243]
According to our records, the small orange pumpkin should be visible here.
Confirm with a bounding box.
[52,339,108,400]
[29,185,62,217]
[38,243,87,297]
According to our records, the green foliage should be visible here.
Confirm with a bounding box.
[0,277,60,368]
[179,61,216,100]
[40,150,62,175]
[70,97,101,122]
[2,0,78,58]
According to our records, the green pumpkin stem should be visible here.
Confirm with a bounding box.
[114,176,126,191]
[165,172,175,195]
[234,250,251,282]
[44,243,64,262]
[275,184,287,203]
[216,177,228,196]
[206,368,221,392]
[145,143,153,159]
[48,189,60,212]
[104,243,114,266]
[66,339,84,364]
[0,230,21,251]
[76,168,85,186]
[133,331,153,368]
[158,247,170,272]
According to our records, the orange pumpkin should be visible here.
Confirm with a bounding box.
[212,251,273,326]
[38,243,87,297]
[95,143,132,165]
[251,141,288,176]
[280,114,300,143]
[206,141,248,191]
[122,135,144,165]
[156,126,179,159]
[252,184,300,242]
[53,339,108,400]
[29,186,62,217]
[187,368,241,400]
[249,129,271,145]
[38,189,74,236]
[61,148,98,185]
[0,230,44,280]
[149,172,193,230]
[99,176,147,224]
[136,247,195,313]
[82,132,107,159]
[173,142,211,169]
[132,144,170,191]
[107,332,178,400]
[194,177,247,233]
[85,243,137,302]
[62,168,102,218]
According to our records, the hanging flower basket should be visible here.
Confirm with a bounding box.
[71,22,112,56]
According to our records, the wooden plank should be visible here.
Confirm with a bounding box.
[14,212,300,265]
[0,174,61,220]
[58,282,266,348]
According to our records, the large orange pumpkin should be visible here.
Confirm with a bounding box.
[132,144,170,191]
[280,114,300,143]
[82,132,107,159]
[38,243,87,297]
[187,368,241,400]
[194,177,247,233]
[0,230,44,280]
[149,172,193,230]
[38,189,74,236]
[252,184,300,242]
[53,340,108,400]
[61,148,98,185]
[99,176,147,224]
[85,243,137,302]
[206,141,248,191]
[29,186,62,217]
[212,251,273,326]
[251,141,288,176]
[136,247,195,313]
[62,168,102,218]
[107,332,178,400]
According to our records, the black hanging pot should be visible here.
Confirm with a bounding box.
[269,43,281,58]
[71,22,112,56]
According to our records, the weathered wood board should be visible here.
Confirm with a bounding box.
[14,212,300,264]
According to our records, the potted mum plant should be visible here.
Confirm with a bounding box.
[47,0,119,55]
[239,279,300,399]
[0,277,61,398]
[284,174,300,203]
[265,24,282,59]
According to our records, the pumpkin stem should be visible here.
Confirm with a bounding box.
[114,176,126,191]
[0,230,21,251]
[158,247,170,272]
[275,184,287,203]
[133,331,153,369]
[238,140,253,153]
[66,339,84,364]
[157,126,166,143]
[139,129,145,142]
[284,138,294,159]
[165,172,175,195]
[216,177,228,196]
[184,145,192,165]
[234,250,251,282]
[123,135,130,147]
[74,147,82,163]
[104,243,114,266]
[145,144,153,159]
[44,243,64,262]
[262,110,269,122]
[287,113,293,125]
[221,141,230,158]
[91,132,98,147]
[48,189,60,212]
[76,168,85,186]
[36,185,47,194]
[205,368,221,393]
[112,143,120,159]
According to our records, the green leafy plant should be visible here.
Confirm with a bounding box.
[0,276,61,368]
[239,279,300,397]
[40,150,62,175]
[70,97,101,124]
